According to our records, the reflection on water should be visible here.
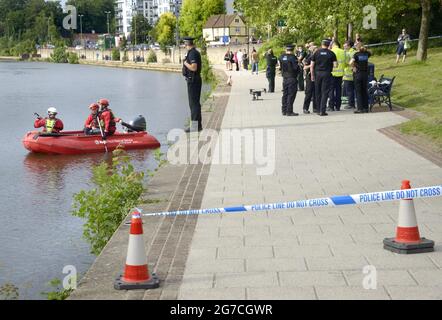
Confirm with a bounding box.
[0,61,189,299]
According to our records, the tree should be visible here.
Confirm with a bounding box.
[416,0,432,61]
[66,0,115,34]
[154,12,177,52]
[130,14,152,45]
[179,0,225,40]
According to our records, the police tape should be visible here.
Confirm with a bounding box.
[142,185,442,217]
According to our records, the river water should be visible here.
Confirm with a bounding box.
[0,61,190,299]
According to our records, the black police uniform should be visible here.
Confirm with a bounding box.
[311,47,337,115]
[265,53,278,93]
[302,51,317,113]
[279,49,300,116]
[353,50,371,113]
[183,42,203,131]
[296,49,306,91]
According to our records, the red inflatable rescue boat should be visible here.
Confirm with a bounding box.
[22,130,161,155]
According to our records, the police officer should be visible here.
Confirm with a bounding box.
[296,45,306,91]
[265,49,278,93]
[310,39,338,116]
[182,37,203,132]
[350,42,371,114]
[303,45,318,114]
[328,41,345,111]
[279,45,300,117]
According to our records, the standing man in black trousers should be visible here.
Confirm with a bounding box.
[350,42,372,114]
[310,39,337,116]
[182,37,203,132]
[303,45,318,114]
[279,45,300,117]
[265,49,278,93]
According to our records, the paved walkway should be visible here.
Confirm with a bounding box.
[177,68,442,300]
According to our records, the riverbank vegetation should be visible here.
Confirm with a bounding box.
[72,148,166,256]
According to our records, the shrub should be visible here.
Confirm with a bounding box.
[67,52,79,64]
[201,54,216,85]
[122,50,128,62]
[72,148,146,255]
[147,50,157,63]
[51,46,68,63]
[112,48,121,61]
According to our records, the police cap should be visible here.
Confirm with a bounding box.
[183,37,195,45]
[322,39,332,46]
[285,44,295,51]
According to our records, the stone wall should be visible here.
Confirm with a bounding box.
[37,43,263,66]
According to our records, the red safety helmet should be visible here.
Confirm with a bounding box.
[89,103,99,110]
[99,99,110,107]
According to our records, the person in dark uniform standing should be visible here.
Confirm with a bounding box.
[265,49,278,93]
[310,39,337,116]
[303,45,318,114]
[182,37,203,132]
[279,45,300,117]
[350,42,371,114]
[296,45,306,91]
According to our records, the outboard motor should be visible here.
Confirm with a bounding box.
[122,115,147,132]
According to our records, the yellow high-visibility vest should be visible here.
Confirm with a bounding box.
[343,48,356,81]
[46,119,56,133]
[331,47,346,77]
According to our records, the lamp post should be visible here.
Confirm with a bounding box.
[105,11,111,35]
[79,14,84,59]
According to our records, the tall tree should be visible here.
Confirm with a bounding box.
[154,12,177,52]
[179,0,225,40]
[66,0,115,34]
[130,14,152,45]
[416,0,432,61]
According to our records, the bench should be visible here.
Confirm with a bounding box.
[368,75,396,112]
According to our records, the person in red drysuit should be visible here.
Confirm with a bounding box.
[84,103,102,135]
[97,99,121,139]
[34,107,64,133]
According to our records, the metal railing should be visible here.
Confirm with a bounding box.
[366,35,442,48]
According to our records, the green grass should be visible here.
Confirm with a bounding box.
[370,47,442,148]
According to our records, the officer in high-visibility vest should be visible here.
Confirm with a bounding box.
[34,107,64,133]
[343,41,357,110]
[310,39,337,117]
[279,44,300,116]
[328,41,345,111]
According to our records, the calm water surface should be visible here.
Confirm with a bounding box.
[0,61,190,299]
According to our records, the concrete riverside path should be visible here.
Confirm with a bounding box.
[70,67,442,301]
[176,67,442,300]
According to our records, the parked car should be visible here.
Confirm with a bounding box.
[75,45,84,50]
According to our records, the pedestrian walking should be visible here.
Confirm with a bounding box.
[265,49,278,93]
[224,48,231,71]
[310,39,338,116]
[182,37,203,132]
[350,42,371,114]
[251,49,259,75]
[396,29,411,64]
[279,45,300,117]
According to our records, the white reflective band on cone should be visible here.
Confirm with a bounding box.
[397,200,418,228]
[126,235,148,266]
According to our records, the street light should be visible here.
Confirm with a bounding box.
[105,11,111,35]
[47,17,51,44]
[79,14,84,58]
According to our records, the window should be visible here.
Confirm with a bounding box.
[235,27,240,33]
[235,19,239,23]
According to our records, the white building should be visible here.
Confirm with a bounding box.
[116,0,183,37]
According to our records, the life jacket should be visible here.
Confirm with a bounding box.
[331,47,346,78]
[45,119,56,133]
[343,48,356,81]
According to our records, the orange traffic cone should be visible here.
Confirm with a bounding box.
[114,210,160,290]
[384,180,435,254]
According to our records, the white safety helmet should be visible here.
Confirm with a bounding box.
[47,107,58,114]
